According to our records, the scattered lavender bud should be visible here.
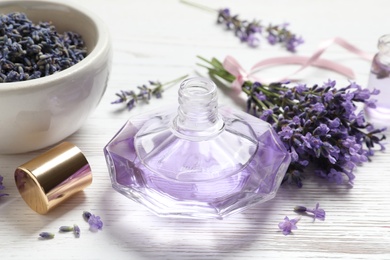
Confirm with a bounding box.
[0,175,8,198]
[294,203,326,221]
[73,224,80,238]
[83,211,103,232]
[39,232,55,239]
[88,215,103,232]
[278,216,300,236]
[293,206,308,212]
[59,226,74,232]
[82,211,92,221]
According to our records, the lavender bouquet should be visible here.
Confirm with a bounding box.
[198,57,386,187]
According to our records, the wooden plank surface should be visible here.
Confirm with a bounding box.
[1,0,390,259]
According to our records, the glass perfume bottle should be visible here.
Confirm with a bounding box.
[104,77,291,219]
[365,34,390,126]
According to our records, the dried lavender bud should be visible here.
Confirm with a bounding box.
[0,12,87,83]
[82,211,92,221]
[39,232,55,239]
[0,175,8,198]
[294,203,326,221]
[59,226,74,232]
[83,211,103,231]
[73,224,80,238]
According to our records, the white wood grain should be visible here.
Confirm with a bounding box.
[1,0,390,259]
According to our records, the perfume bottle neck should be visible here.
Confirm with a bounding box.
[173,77,224,139]
[377,34,390,66]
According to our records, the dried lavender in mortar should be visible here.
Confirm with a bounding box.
[0,12,87,82]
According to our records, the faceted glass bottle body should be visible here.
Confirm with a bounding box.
[104,77,291,219]
[365,34,390,126]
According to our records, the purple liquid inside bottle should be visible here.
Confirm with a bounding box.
[365,34,390,126]
[104,77,290,219]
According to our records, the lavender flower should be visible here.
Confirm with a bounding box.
[59,225,80,238]
[199,57,386,187]
[294,203,326,221]
[217,8,303,52]
[59,226,74,232]
[180,1,303,52]
[278,216,300,235]
[83,211,103,232]
[73,224,80,238]
[112,75,187,111]
[39,232,55,239]
[0,175,8,198]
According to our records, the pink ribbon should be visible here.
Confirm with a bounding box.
[223,37,374,92]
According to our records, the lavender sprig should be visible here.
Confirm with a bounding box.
[217,8,304,52]
[180,0,303,52]
[294,203,326,221]
[111,75,187,111]
[0,175,8,198]
[199,57,386,187]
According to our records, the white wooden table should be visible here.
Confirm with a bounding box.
[1,0,390,259]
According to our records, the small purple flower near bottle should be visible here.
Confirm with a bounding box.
[83,211,103,232]
[278,216,301,235]
[294,203,326,221]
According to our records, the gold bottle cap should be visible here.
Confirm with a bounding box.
[14,142,92,214]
